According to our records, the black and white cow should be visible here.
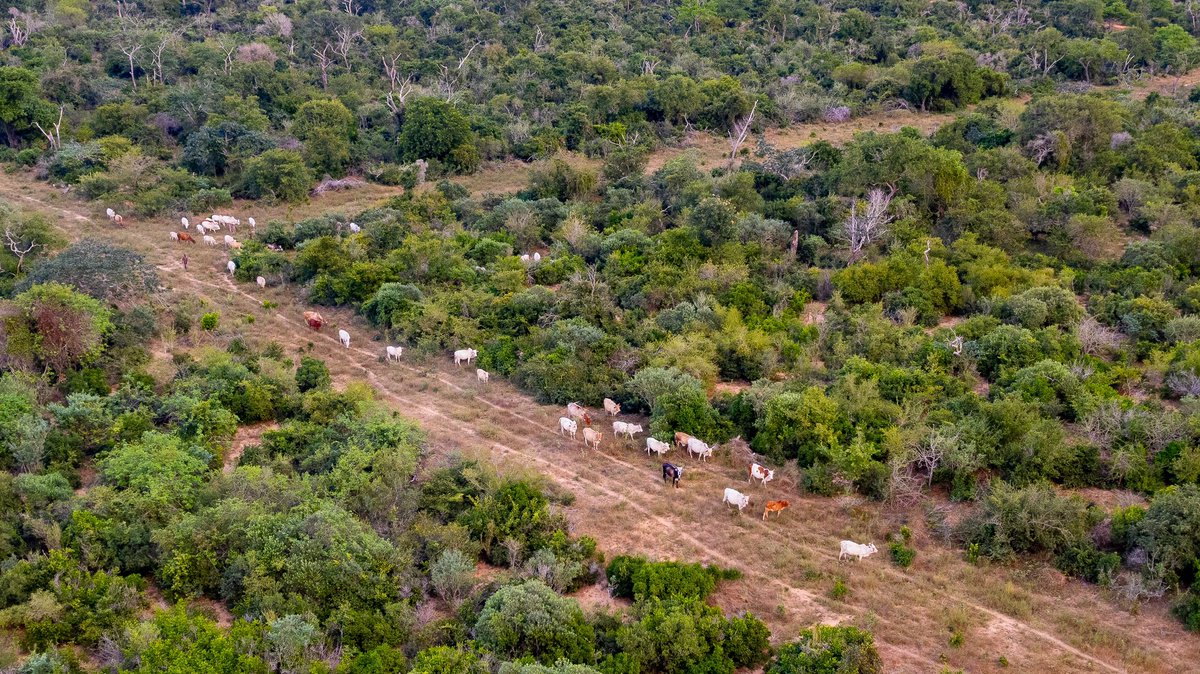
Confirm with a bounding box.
[662,462,683,488]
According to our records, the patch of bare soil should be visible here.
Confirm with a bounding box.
[223,422,278,474]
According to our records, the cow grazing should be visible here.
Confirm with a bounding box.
[256,276,266,288]
[566,402,592,426]
[224,234,236,247]
[583,427,601,449]
[762,500,790,521]
[686,437,716,461]
[228,241,242,250]
[748,463,775,485]
[266,243,284,252]
[106,207,115,219]
[304,311,324,330]
[839,541,879,562]
[113,214,124,226]
[558,416,578,439]
[226,260,236,275]
[476,368,490,382]
[195,223,207,235]
[203,235,217,246]
[177,232,195,244]
[533,252,541,262]
[248,217,256,228]
[674,432,693,449]
[386,346,403,362]
[338,329,351,349]
[348,222,361,233]
[453,348,478,365]
[722,487,751,512]
[181,216,190,229]
[170,231,178,241]
[662,462,683,488]
[603,398,621,416]
[612,421,643,439]
[646,437,671,456]
[519,254,530,263]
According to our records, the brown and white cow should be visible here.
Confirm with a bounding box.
[748,463,775,485]
[303,311,325,330]
[674,431,692,449]
[583,427,602,449]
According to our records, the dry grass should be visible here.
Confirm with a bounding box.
[2,81,1200,670]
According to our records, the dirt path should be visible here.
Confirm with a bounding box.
[0,151,1195,673]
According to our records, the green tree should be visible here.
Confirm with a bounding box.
[399,98,474,169]
[11,283,113,377]
[293,99,356,177]
[295,356,332,392]
[238,149,312,202]
[474,580,595,665]
[0,67,49,148]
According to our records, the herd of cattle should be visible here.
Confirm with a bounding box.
[156,208,879,562]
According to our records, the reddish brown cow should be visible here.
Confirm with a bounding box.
[177,232,196,244]
[762,500,790,521]
[303,311,325,330]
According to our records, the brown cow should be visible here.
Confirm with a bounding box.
[762,500,790,521]
[176,232,196,244]
[674,431,692,449]
[303,311,324,330]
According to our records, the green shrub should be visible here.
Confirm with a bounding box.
[1173,589,1200,631]
[474,580,594,665]
[605,555,725,602]
[200,312,219,331]
[766,625,882,674]
[1054,544,1119,584]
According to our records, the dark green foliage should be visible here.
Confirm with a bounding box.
[399,99,475,171]
[605,556,723,602]
[295,356,332,392]
[16,243,158,304]
[474,580,595,665]
[767,625,883,674]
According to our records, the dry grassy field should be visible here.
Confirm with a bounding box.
[3,76,1199,671]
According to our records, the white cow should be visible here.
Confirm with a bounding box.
[226,260,236,275]
[338,329,351,349]
[646,437,671,456]
[386,346,403,362]
[603,398,621,416]
[170,231,178,241]
[248,217,256,228]
[181,216,190,229]
[476,368,489,382]
[520,254,530,263]
[558,416,578,439]
[583,427,601,449]
[224,234,236,247]
[348,222,361,233]
[686,437,716,461]
[748,463,775,485]
[723,487,751,511]
[203,235,217,246]
[839,541,879,562]
[256,276,266,289]
[612,421,643,439]
[105,207,115,219]
[453,348,478,365]
[533,252,541,262]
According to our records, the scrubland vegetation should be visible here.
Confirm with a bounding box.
[6,0,1200,669]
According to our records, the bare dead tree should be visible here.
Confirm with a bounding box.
[6,8,39,47]
[533,26,547,52]
[218,39,237,76]
[839,185,896,262]
[923,238,931,265]
[149,33,176,85]
[313,43,334,90]
[437,64,457,101]
[340,0,357,14]
[726,99,758,169]
[382,55,415,113]
[1077,315,1124,356]
[333,25,362,69]
[118,41,143,89]
[643,59,660,75]
[947,330,964,356]
[3,227,42,274]
[457,39,482,70]
[33,106,64,151]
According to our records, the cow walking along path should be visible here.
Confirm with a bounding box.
[0,169,1193,674]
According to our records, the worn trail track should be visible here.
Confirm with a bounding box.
[0,156,1195,673]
